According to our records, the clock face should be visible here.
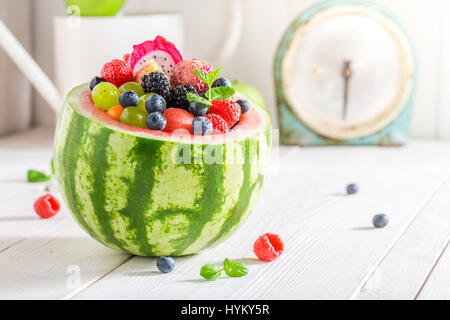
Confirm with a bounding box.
[281,5,415,140]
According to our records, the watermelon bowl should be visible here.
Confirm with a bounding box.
[53,83,272,257]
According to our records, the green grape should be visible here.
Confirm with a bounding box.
[137,93,154,112]
[92,82,120,110]
[120,107,148,129]
[119,82,145,96]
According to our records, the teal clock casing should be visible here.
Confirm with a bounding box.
[274,0,417,146]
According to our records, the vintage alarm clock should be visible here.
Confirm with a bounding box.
[274,0,416,146]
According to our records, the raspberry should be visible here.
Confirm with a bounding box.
[170,59,213,94]
[34,194,60,219]
[101,59,133,87]
[204,113,229,134]
[169,85,198,109]
[209,99,241,127]
[141,72,171,101]
[253,233,284,262]
[163,108,195,134]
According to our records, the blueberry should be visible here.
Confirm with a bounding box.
[145,94,166,113]
[89,76,106,91]
[372,214,389,228]
[188,101,209,116]
[191,116,212,136]
[346,183,359,195]
[119,91,139,108]
[146,112,166,131]
[157,256,175,273]
[236,99,251,114]
[212,77,232,88]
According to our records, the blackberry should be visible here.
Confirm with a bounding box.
[169,85,198,109]
[141,72,171,100]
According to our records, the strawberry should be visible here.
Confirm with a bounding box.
[163,108,195,134]
[170,59,213,94]
[101,59,133,87]
[204,113,229,134]
[209,99,241,127]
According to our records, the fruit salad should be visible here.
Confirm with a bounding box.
[89,36,251,136]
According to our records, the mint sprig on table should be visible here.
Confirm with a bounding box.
[27,170,51,183]
[186,68,235,107]
[223,258,248,277]
[200,258,248,281]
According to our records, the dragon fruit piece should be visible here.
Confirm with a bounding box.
[170,59,213,94]
[129,36,182,77]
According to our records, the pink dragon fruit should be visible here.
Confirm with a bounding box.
[129,36,182,77]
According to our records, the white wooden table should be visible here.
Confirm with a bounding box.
[0,127,449,300]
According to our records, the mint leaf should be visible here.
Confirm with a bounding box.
[223,258,248,278]
[27,170,51,183]
[194,69,208,84]
[200,264,222,281]
[207,67,222,86]
[187,93,212,106]
[206,87,236,101]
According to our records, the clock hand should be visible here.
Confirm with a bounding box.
[342,60,353,121]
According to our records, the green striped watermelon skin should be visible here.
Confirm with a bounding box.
[54,84,271,256]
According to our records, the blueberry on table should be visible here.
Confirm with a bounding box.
[89,76,106,91]
[157,257,175,273]
[191,116,213,136]
[212,77,232,88]
[236,99,251,114]
[147,112,166,131]
[119,91,139,108]
[188,101,209,117]
[346,183,358,195]
[145,94,166,113]
[373,214,389,228]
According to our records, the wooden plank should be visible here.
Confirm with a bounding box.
[355,180,450,300]
[73,146,446,299]
[417,241,450,300]
[0,216,130,299]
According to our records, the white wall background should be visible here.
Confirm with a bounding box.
[8,0,450,139]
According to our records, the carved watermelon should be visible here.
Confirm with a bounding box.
[54,83,272,257]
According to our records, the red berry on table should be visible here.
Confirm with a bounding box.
[209,99,241,128]
[204,113,229,134]
[100,59,133,87]
[34,194,60,219]
[163,108,195,134]
[253,233,284,262]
